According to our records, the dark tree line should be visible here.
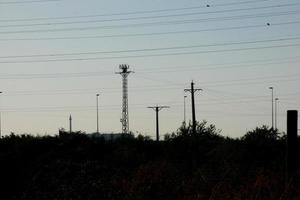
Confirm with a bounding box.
[0,121,299,200]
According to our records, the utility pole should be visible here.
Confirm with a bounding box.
[116,64,134,134]
[148,105,169,141]
[184,81,202,134]
[184,95,187,126]
[96,93,100,134]
[69,115,72,133]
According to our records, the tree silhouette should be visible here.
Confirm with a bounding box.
[242,125,281,142]
[165,120,223,141]
[0,122,298,199]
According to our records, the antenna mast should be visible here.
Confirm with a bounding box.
[116,64,134,134]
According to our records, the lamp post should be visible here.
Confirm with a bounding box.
[96,93,100,134]
[269,87,274,130]
[275,98,279,130]
[184,95,187,126]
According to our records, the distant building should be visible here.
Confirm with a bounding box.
[88,132,134,141]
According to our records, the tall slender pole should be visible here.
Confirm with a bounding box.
[184,95,187,126]
[269,87,274,130]
[96,94,100,134]
[148,105,169,141]
[185,81,202,134]
[69,115,72,133]
[156,107,159,141]
[275,98,279,130]
[191,82,196,134]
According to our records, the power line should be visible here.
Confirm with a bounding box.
[137,72,300,90]
[0,101,258,112]
[0,43,299,64]
[0,72,112,79]
[0,108,289,119]
[0,58,299,80]
[203,92,300,103]
[211,0,273,8]
[1,95,298,112]
[1,91,300,112]
[127,74,300,91]
[202,77,300,87]
[3,71,300,96]
[1,36,299,59]
[2,54,299,74]
[0,0,273,22]
[144,59,300,74]
[1,3,298,28]
[1,21,299,41]
[0,10,299,34]
[0,55,297,81]
[140,54,300,71]
[200,73,300,85]
[0,0,60,4]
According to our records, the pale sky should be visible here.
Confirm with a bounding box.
[0,0,299,138]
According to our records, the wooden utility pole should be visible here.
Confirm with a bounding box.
[148,106,169,141]
[184,81,202,134]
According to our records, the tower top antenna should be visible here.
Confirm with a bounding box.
[117,64,132,74]
[119,64,129,70]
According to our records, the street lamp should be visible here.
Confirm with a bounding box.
[96,94,100,134]
[269,87,274,130]
[275,98,279,130]
[184,95,187,126]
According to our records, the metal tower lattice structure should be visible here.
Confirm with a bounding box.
[116,64,133,134]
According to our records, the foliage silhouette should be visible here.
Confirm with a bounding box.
[242,125,281,142]
[164,120,223,141]
[0,122,298,200]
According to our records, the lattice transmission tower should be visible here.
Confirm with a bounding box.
[116,64,134,134]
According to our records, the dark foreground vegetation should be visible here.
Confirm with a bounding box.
[0,121,299,200]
